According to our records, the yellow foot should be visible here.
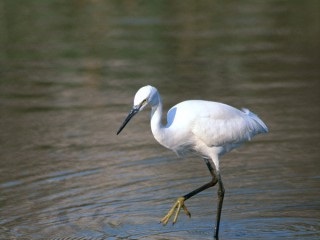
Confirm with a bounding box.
[160,197,191,225]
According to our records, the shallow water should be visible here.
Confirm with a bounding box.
[1,1,319,239]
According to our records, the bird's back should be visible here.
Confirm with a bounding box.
[165,100,268,155]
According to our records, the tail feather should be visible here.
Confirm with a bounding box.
[242,108,269,134]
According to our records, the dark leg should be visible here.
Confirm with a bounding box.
[203,158,225,239]
[184,157,218,200]
[214,172,225,240]
[160,157,218,225]
[187,158,225,240]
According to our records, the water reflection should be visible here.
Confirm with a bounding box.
[1,1,319,239]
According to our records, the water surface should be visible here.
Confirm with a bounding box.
[1,1,319,239]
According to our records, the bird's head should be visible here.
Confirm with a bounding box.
[117,85,158,135]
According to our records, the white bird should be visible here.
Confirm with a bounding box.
[117,85,268,239]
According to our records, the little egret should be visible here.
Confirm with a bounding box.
[117,85,268,239]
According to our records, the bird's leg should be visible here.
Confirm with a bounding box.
[160,158,218,225]
[203,158,225,239]
[214,172,224,240]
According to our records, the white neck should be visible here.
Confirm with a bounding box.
[150,93,167,147]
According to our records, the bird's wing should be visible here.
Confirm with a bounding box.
[191,109,266,147]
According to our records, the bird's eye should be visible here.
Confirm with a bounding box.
[138,99,147,109]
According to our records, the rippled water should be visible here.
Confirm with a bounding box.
[1,1,319,239]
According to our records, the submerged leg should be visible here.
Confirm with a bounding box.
[160,158,218,225]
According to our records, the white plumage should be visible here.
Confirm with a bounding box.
[117,85,268,239]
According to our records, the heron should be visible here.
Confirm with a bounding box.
[117,85,268,239]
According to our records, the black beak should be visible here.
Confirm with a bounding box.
[117,107,139,135]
